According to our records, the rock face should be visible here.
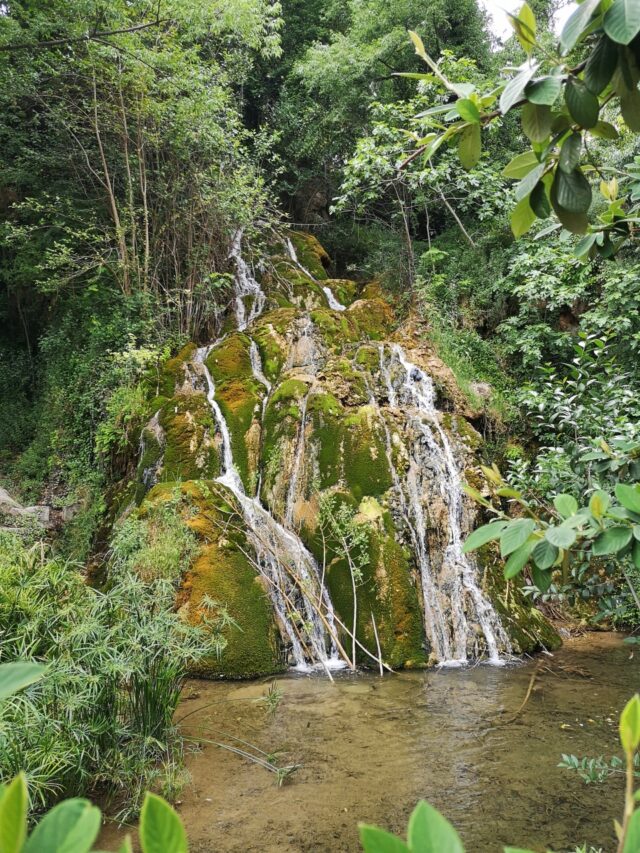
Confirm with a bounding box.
[114,231,560,678]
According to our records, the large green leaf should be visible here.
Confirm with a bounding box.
[530,180,551,218]
[0,662,46,702]
[623,808,640,853]
[615,483,640,514]
[553,168,592,213]
[531,564,553,592]
[521,102,551,142]
[620,694,640,753]
[592,526,633,555]
[604,0,640,44]
[500,64,539,114]
[584,35,618,93]
[458,123,481,170]
[590,120,619,139]
[455,99,480,123]
[24,799,101,853]
[502,150,539,179]
[359,826,410,853]
[501,519,536,557]
[545,524,577,549]
[511,3,537,54]
[560,0,603,51]
[139,793,188,853]
[565,78,599,128]
[524,76,561,105]
[504,537,537,578]
[554,494,579,519]
[407,800,464,853]
[515,162,546,201]
[0,774,27,853]
[510,196,537,237]
[589,490,611,519]
[559,133,582,174]
[463,521,508,553]
[532,538,559,570]
[621,87,640,131]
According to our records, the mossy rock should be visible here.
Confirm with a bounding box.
[348,298,394,340]
[323,278,359,307]
[480,545,562,653]
[206,334,263,493]
[302,493,426,668]
[260,378,309,507]
[342,405,393,500]
[253,309,296,382]
[144,481,284,678]
[157,393,220,482]
[269,261,329,311]
[288,231,330,280]
[310,307,358,349]
[155,343,197,399]
[307,392,345,490]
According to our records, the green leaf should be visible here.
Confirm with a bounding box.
[530,180,551,218]
[615,483,640,514]
[604,0,640,44]
[620,694,640,753]
[632,539,640,569]
[592,526,633,555]
[565,78,600,128]
[585,35,618,94]
[511,3,537,54]
[531,563,553,592]
[621,87,640,131]
[560,0,603,52]
[463,521,509,553]
[139,793,187,853]
[0,774,27,853]
[590,490,611,519]
[359,825,410,853]
[554,494,579,519]
[458,123,481,170]
[504,537,537,578]
[515,162,546,201]
[502,150,539,179]
[559,132,582,174]
[500,64,539,115]
[500,519,536,558]
[545,524,577,549]
[590,120,620,138]
[525,76,561,105]
[575,233,597,259]
[521,102,552,142]
[510,196,537,237]
[623,808,640,853]
[407,801,464,853]
[0,662,46,702]
[553,168,592,214]
[455,99,480,123]
[24,799,101,853]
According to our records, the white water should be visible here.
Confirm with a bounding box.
[284,236,346,312]
[195,345,344,672]
[229,230,266,331]
[378,344,511,665]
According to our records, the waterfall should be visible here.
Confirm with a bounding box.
[284,236,346,311]
[194,345,344,673]
[229,230,266,331]
[377,344,511,665]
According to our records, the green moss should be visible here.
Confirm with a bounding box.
[288,231,330,280]
[310,307,358,349]
[253,310,295,382]
[355,345,380,371]
[143,481,283,678]
[158,394,220,482]
[156,343,197,399]
[342,405,392,500]
[324,278,359,307]
[260,378,310,502]
[348,298,394,340]
[206,334,262,491]
[308,392,345,489]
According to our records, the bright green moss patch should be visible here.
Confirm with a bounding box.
[156,343,197,398]
[158,393,220,482]
[310,308,358,349]
[342,405,392,500]
[348,298,394,340]
[308,392,345,489]
[289,231,330,280]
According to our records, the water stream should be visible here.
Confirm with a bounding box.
[100,633,634,853]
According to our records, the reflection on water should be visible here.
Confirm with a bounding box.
[108,633,639,852]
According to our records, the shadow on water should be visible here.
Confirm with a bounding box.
[106,633,639,852]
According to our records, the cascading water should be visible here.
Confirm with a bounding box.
[229,229,266,331]
[193,345,344,673]
[377,344,511,665]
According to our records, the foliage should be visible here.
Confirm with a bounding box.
[359,695,640,853]
[406,1,640,253]
[0,533,221,818]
